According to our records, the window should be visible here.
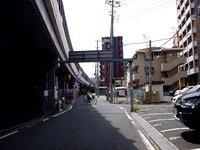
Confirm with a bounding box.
[154,52,160,57]
[144,53,153,61]
[145,67,154,74]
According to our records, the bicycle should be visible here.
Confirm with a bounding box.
[83,93,97,105]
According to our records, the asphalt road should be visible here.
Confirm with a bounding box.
[0,97,153,150]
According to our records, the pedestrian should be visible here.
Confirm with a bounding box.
[61,96,67,110]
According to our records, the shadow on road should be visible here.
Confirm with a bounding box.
[181,130,200,144]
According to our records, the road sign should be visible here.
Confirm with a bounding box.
[69,50,113,61]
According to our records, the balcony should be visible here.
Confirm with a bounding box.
[188,54,198,62]
[161,57,186,72]
[187,67,199,75]
[179,35,187,46]
[162,71,187,86]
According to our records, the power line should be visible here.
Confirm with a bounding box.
[98,2,110,37]
[124,30,199,47]
[121,0,174,13]
[120,0,174,19]
[124,37,174,46]
[159,32,177,47]
[121,0,137,5]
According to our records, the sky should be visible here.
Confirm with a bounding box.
[63,0,178,78]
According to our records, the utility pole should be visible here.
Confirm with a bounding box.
[143,34,149,85]
[96,40,100,97]
[149,40,152,101]
[106,61,110,101]
[129,61,134,112]
[106,0,120,102]
[110,0,114,102]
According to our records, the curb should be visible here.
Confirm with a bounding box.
[130,112,179,150]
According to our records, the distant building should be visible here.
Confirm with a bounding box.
[172,31,179,48]
[129,47,186,92]
[100,36,124,86]
[176,0,200,85]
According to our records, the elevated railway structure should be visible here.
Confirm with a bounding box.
[0,0,94,130]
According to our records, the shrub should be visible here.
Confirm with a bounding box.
[133,106,140,112]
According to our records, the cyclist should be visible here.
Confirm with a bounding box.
[86,92,92,102]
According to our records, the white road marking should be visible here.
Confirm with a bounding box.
[153,123,161,127]
[27,123,37,128]
[169,136,181,140]
[137,129,156,150]
[43,118,49,121]
[148,118,175,122]
[161,127,189,133]
[53,111,65,117]
[141,113,173,117]
[118,106,155,150]
[143,116,151,119]
[0,131,18,140]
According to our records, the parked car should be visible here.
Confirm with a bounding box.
[169,86,185,96]
[173,91,200,130]
[188,85,200,93]
[171,86,194,103]
[174,86,193,96]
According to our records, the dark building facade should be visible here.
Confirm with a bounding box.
[100,36,124,86]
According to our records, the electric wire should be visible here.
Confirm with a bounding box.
[121,0,174,14]
[124,37,174,46]
[159,32,177,47]
[123,30,199,47]
[99,0,184,48]
[100,0,176,44]
[121,0,137,5]
[120,0,175,19]
[98,3,109,38]
[121,4,175,20]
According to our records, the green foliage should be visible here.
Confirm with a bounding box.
[133,106,140,112]
[109,99,113,103]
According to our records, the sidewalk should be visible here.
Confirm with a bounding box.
[101,95,177,150]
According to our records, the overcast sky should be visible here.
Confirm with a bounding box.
[63,0,177,78]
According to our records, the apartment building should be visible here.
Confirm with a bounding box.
[100,36,124,86]
[131,47,186,93]
[176,0,200,85]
